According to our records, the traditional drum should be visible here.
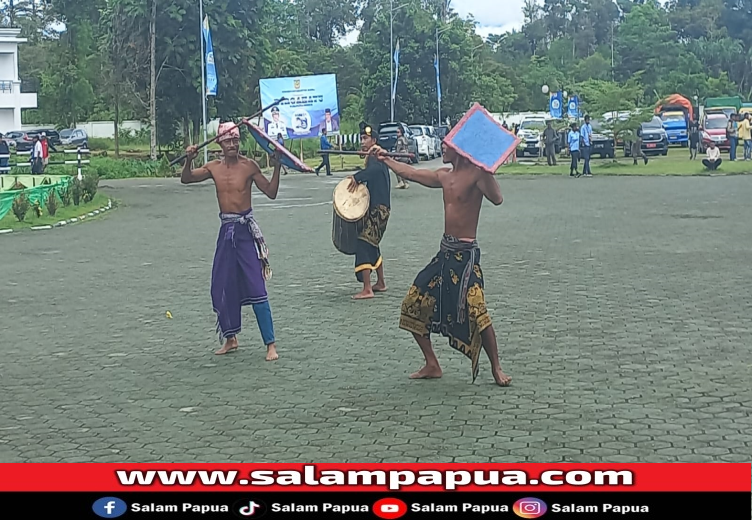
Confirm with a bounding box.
[332,178,369,255]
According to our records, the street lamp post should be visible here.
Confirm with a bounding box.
[436,25,450,126]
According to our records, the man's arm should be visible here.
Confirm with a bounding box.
[477,172,503,206]
[252,155,281,200]
[381,157,444,188]
[180,146,212,184]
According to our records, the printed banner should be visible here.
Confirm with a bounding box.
[259,74,340,139]
[202,16,217,97]
[549,92,563,119]
[434,54,441,103]
[568,95,580,118]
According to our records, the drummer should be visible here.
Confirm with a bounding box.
[346,121,391,299]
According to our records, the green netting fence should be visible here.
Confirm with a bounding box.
[0,175,72,221]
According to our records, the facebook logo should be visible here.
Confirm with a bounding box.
[92,497,128,518]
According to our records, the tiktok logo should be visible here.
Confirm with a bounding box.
[233,499,267,518]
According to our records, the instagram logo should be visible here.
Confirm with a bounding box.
[513,497,548,518]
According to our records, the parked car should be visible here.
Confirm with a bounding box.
[60,128,89,148]
[427,126,442,157]
[2,130,22,149]
[516,118,547,157]
[377,122,419,164]
[699,113,729,153]
[590,119,616,159]
[624,117,669,157]
[13,129,62,152]
[408,124,437,160]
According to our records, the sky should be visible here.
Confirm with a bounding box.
[453,0,526,38]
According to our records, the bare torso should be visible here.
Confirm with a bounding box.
[437,165,485,240]
[205,157,259,213]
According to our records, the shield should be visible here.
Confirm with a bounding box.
[245,123,314,173]
[443,103,521,173]
[294,79,301,90]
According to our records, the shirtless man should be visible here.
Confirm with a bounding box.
[371,142,512,386]
[182,122,281,361]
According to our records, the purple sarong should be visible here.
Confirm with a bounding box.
[212,208,271,341]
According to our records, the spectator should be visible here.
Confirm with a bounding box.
[0,133,9,174]
[315,128,332,176]
[31,135,44,174]
[580,115,593,177]
[703,141,722,171]
[689,120,700,160]
[567,123,581,177]
[40,132,57,171]
[394,126,410,189]
[740,113,752,161]
[632,126,649,166]
[542,120,558,166]
[726,114,738,161]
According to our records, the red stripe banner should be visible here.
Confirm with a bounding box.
[0,463,748,492]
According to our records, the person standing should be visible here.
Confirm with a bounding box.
[315,128,332,176]
[632,125,649,166]
[727,114,738,161]
[739,113,752,161]
[580,115,593,176]
[542,120,558,166]
[689,120,700,160]
[394,126,410,189]
[567,123,581,177]
[0,133,9,174]
[31,135,44,174]
[181,122,282,361]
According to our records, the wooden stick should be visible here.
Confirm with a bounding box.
[170,97,287,167]
[317,149,414,159]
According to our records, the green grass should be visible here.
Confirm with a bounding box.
[0,193,112,231]
[498,147,752,176]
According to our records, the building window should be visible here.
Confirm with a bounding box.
[0,81,12,93]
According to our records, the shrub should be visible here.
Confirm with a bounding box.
[11,192,30,221]
[45,189,59,216]
[71,177,83,206]
[82,172,99,203]
[92,157,159,179]
[59,184,72,206]
[88,138,113,151]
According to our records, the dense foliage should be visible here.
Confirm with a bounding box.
[3,0,751,149]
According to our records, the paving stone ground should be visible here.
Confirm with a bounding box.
[2,165,752,463]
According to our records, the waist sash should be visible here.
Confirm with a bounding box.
[220,209,272,281]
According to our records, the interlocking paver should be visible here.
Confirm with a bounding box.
[2,171,752,462]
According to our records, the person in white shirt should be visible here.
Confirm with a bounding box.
[266,106,288,139]
[702,142,722,171]
[31,135,44,174]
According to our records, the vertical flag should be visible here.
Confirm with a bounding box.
[549,91,563,119]
[434,54,441,103]
[203,16,217,96]
[392,39,400,103]
[568,96,579,119]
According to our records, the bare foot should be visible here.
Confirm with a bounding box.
[409,365,443,379]
[492,368,512,387]
[372,283,387,293]
[215,337,238,355]
[352,288,374,300]
[266,343,279,361]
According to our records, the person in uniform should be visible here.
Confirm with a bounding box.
[345,122,391,300]
[267,106,288,139]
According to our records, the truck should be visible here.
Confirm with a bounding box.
[655,94,693,147]
[702,96,742,119]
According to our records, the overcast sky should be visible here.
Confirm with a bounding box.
[453,0,525,38]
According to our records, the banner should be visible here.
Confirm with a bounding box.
[549,91,563,119]
[259,74,340,138]
[568,95,580,118]
[202,16,217,97]
[0,463,749,518]
[434,54,441,103]
[392,39,400,103]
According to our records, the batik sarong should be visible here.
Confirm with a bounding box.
[355,204,390,282]
[211,208,275,345]
[399,234,492,381]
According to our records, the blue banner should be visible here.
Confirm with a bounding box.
[202,16,217,97]
[259,74,340,138]
[568,96,579,118]
[549,92,563,119]
[392,39,400,103]
[434,54,441,103]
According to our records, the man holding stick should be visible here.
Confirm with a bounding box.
[368,139,512,387]
[181,122,281,361]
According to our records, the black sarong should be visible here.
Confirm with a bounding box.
[399,235,492,381]
[355,204,390,282]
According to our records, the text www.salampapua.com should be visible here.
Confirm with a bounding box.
[115,466,634,491]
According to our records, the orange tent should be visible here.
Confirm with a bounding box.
[656,94,694,121]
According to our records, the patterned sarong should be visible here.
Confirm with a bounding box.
[355,204,390,281]
[399,235,492,381]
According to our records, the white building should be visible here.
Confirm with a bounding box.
[0,28,37,133]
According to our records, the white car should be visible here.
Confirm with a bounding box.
[409,125,437,160]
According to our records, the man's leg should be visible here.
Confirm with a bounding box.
[702,159,711,169]
[583,146,591,175]
[354,268,374,299]
[252,301,278,361]
[731,138,737,161]
[409,333,442,379]
[715,159,722,170]
[325,155,331,176]
[480,325,512,386]
[373,262,387,292]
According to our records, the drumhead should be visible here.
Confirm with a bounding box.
[333,178,369,222]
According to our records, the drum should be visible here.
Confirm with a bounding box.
[332,178,369,255]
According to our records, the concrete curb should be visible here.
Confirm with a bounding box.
[1,199,114,236]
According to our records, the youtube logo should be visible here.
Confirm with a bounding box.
[373,498,408,519]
